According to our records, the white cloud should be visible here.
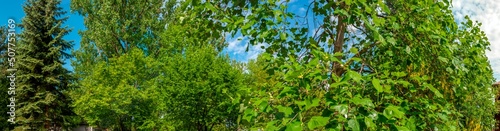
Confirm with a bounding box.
[224,36,266,62]
[452,0,500,81]
[347,24,357,33]
[278,0,297,4]
[227,36,245,55]
[299,7,306,12]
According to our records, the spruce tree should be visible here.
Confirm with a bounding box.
[0,26,16,130]
[16,0,74,130]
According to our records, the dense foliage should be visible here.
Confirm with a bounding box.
[69,0,239,130]
[158,45,243,130]
[0,26,15,130]
[14,0,76,130]
[189,0,496,130]
[4,0,498,130]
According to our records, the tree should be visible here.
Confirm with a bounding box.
[157,45,243,130]
[190,0,497,130]
[15,0,75,130]
[70,0,165,58]
[235,54,285,129]
[71,47,160,130]
[70,0,239,130]
[69,1,165,129]
[0,26,16,131]
[68,0,497,130]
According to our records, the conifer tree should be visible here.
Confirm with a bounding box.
[15,0,74,130]
[0,26,15,130]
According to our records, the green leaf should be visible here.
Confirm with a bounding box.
[308,116,330,130]
[405,46,411,54]
[260,31,270,38]
[364,117,375,129]
[274,10,283,17]
[351,57,362,62]
[234,18,244,26]
[384,85,392,93]
[438,56,448,63]
[364,4,372,14]
[373,16,384,26]
[221,18,232,23]
[309,57,320,66]
[277,105,293,117]
[280,33,287,41]
[260,100,268,112]
[242,20,254,30]
[266,120,279,130]
[334,9,349,16]
[295,100,306,109]
[279,86,295,97]
[407,116,417,130]
[305,98,320,110]
[350,47,359,54]
[380,2,391,14]
[286,121,302,131]
[383,105,405,119]
[350,96,374,107]
[345,0,352,6]
[348,70,362,82]
[391,72,407,78]
[425,83,443,98]
[348,118,360,131]
[333,52,343,57]
[387,37,396,45]
[372,78,383,93]
[205,2,216,11]
[243,108,255,122]
[332,104,348,115]
[396,126,411,131]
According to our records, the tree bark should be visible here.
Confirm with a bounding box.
[331,1,347,78]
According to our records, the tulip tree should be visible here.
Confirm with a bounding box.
[191,0,498,130]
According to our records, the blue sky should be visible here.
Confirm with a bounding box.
[451,0,500,81]
[1,0,499,81]
[0,0,83,71]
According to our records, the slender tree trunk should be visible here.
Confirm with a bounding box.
[45,106,50,130]
[327,0,347,79]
